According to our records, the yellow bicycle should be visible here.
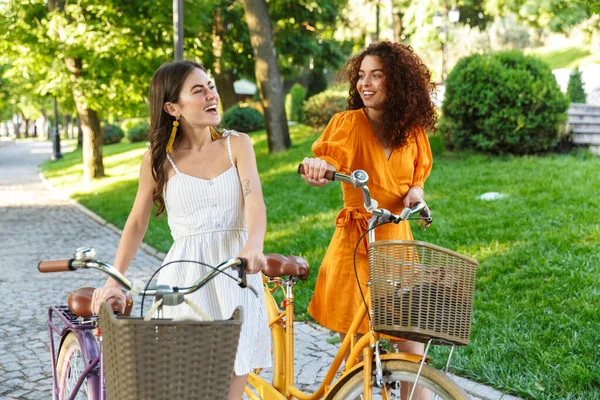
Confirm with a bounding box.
[245,168,478,400]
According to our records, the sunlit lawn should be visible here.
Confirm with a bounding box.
[527,45,600,70]
[41,126,600,399]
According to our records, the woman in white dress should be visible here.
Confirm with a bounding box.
[91,60,272,399]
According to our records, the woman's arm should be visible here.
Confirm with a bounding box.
[232,134,267,274]
[91,151,157,313]
[300,112,357,187]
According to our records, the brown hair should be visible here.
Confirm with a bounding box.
[338,41,437,148]
[148,60,205,216]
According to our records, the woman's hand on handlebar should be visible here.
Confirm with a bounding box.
[92,281,126,315]
[404,186,431,230]
[300,157,335,187]
[238,246,266,274]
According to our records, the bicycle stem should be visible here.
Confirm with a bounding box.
[332,170,431,240]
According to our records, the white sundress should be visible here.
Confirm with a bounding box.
[157,132,272,375]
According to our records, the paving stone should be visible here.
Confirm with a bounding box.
[6,389,31,398]
[1,371,24,380]
[1,377,25,388]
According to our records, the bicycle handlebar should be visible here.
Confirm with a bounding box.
[38,250,256,297]
[298,164,432,226]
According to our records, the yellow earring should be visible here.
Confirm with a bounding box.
[210,126,221,141]
[166,119,179,154]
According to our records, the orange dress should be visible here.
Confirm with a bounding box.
[307,109,433,334]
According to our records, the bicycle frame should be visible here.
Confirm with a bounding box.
[246,168,438,400]
[47,305,104,400]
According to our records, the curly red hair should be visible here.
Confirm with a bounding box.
[338,41,437,148]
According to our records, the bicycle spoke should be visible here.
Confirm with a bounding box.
[65,349,89,400]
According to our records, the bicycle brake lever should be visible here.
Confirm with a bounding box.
[129,279,146,296]
[233,258,248,288]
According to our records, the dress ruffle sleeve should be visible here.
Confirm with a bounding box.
[411,127,433,188]
[311,112,358,173]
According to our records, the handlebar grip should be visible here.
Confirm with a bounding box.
[38,259,74,273]
[297,164,336,181]
[411,202,432,222]
[106,296,125,314]
[235,257,248,288]
[419,207,433,223]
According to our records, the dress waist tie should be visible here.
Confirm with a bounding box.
[335,207,370,255]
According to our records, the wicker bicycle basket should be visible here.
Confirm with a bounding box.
[98,302,243,400]
[368,240,478,346]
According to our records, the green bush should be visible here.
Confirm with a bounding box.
[285,83,307,122]
[439,51,569,154]
[567,67,587,104]
[428,134,445,157]
[102,123,124,145]
[301,89,347,128]
[123,119,149,143]
[221,103,265,133]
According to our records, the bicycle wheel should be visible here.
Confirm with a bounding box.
[331,360,468,400]
[56,332,93,400]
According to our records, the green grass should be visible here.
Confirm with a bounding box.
[41,128,600,399]
[527,46,600,70]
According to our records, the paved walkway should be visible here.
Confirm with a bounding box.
[0,140,521,400]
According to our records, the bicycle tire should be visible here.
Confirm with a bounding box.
[330,360,468,400]
[56,332,93,400]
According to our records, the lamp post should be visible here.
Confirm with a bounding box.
[52,97,62,160]
[173,0,184,60]
[375,0,380,41]
[433,5,460,83]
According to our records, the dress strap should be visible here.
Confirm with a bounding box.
[165,153,179,173]
[223,129,238,167]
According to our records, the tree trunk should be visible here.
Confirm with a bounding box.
[40,110,50,139]
[242,0,291,152]
[77,118,83,149]
[23,119,30,138]
[214,72,238,112]
[65,57,105,179]
[212,7,239,111]
[393,12,404,42]
[13,113,21,139]
[78,108,104,179]
[63,114,71,139]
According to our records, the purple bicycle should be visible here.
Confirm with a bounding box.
[39,247,253,400]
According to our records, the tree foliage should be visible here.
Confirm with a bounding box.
[0,0,350,155]
[567,68,587,104]
[485,0,590,33]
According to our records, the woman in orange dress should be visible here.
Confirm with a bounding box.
[300,41,437,356]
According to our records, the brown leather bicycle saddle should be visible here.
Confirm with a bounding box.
[68,287,133,317]
[264,254,309,280]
